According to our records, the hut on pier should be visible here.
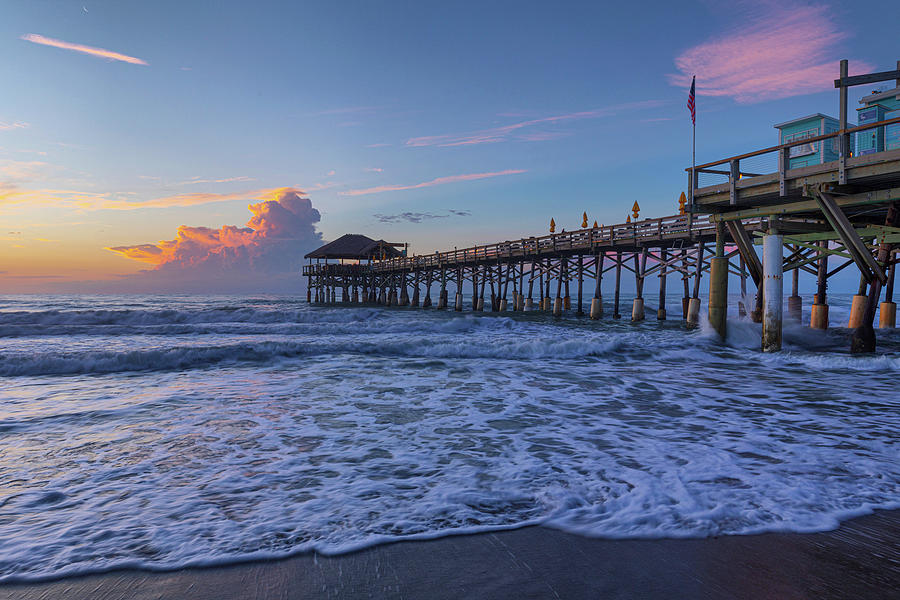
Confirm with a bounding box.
[304,234,406,265]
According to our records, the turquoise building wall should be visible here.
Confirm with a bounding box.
[857,87,900,153]
[774,114,849,169]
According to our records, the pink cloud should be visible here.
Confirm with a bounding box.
[21,34,148,65]
[0,122,29,131]
[107,188,321,286]
[668,5,873,103]
[340,169,526,196]
[406,102,664,147]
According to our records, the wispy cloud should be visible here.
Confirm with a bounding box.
[21,33,148,66]
[308,106,378,117]
[364,167,384,173]
[0,122,28,131]
[374,209,472,224]
[406,102,664,147]
[341,169,526,196]
[366,142,391,148]
[176,176,255,186]
[0,186,301,212]
[668,4,873,103]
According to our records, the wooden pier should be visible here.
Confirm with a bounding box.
[305,60,900,353]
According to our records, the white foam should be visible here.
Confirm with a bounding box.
[0,294,898,582]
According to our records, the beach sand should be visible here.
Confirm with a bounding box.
[2,510,898,599]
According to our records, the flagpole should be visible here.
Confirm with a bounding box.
[691,108,695,206]
[689,75,696,231]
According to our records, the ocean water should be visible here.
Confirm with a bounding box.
[1,293,898,582]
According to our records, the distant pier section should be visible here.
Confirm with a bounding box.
[305,60,900,354]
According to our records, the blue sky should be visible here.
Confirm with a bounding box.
[1,0,898,291]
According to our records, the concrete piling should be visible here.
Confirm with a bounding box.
[553,297,562,317]
[708,257,728,339]
[686,298,701,326]
[590,297,602,320]
[631,298,645,321]
[848,294,867,328]
[879,302,896,328]
[762,230,783,352]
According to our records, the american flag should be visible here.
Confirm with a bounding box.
[687,76,696,125]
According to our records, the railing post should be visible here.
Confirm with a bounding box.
[778,146,789,197]
[729,159,739,205]
[838,59,849,185]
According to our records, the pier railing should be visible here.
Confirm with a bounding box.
[368,213,718,272]
[687,116,900,199]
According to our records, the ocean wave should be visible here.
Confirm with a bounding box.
[0,306,382,330]
[0,335,627,376]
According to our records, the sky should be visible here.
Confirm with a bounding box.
[1,0,898,293]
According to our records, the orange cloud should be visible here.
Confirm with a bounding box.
[0,122,28,131]
[21,34,148,65]
[341,169,526,196]
[668,5,873,103]
[107,188,322,279]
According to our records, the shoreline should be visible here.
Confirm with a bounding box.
[2,509,898,599]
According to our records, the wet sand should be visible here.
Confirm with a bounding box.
[2,510,898,599]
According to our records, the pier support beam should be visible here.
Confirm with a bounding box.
[762,229,784,353]
[687,244,704,327]
[812,240,829,329]
[708,223,728,340]
[851,202,899,353]
[632,249,647,322]
[880,254,896,328]
[848,275,867,328]
[708,259,728,339]
[554,259,564,316]
[591,252,603,320]
[788,266,801,321]
[577,258,584,315]
[657,249,667,320]
[613,252,622,319]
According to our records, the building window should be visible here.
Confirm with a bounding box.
[785,128,819,157]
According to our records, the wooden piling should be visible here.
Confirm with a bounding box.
[687,244,704,326]
[632,248,648,321]
[577,257,584,315]
[554,259,564,316]
[788,263,801,321]
[613,251,622,319]
[591,252,603,320]
[851,202,899,352]
[657,248,667,320]
[811,240,829,329]
[880,252,896,328]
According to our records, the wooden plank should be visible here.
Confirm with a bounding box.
[712,187,900,222]
[834,69,900,88]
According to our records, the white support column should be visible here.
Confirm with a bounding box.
[762,230,784,352]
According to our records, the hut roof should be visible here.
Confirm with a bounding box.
[304,234,405,260]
